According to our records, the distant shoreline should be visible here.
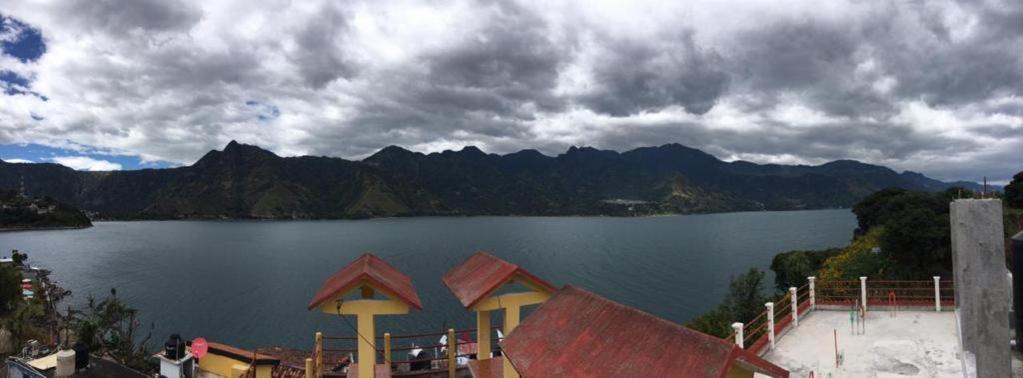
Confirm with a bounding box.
[86,207,852,223]
[0,225,92,232]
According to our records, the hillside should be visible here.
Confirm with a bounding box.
[0,190,92,230]
[0,141,989,219]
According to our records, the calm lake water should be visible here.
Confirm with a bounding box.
[0,209,854,351]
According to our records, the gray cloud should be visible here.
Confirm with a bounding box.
[0,0,1020,181]
[580,30,729,116]
[58,0,201,34]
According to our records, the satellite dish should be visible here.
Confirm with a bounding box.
[192,337,208,359]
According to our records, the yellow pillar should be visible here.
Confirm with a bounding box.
[305,358,314,378]
[503,306,521,378]
[357,313,376,378]
[447,328,456,378]
[384,332,391,369]
[477,310,491,359]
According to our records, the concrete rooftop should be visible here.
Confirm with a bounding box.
[762,309,962,377]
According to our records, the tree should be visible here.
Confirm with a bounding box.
[70,289,156,373]
[719,268,770,324]
[1006,171,1023,209]
[770,248,841,291]
[0,264,21,315]
[11,250,27,266]
[850,188,954,279]
[687,269,769,338]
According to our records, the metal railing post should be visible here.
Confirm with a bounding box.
[933,276,941,312]
[766,302,775,349]
[447,328,456,378]
[808,276,816,310]
[790,287,799,326]
[731,322,744,349]
[860,276,868,312]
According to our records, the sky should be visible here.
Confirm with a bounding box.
[0,1,1020,181]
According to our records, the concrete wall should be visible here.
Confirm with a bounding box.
[950,199,1010,377]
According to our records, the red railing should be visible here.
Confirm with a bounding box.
[727,278,955,356]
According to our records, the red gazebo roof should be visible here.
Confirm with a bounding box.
[501,286,789,378]
[307,253,423,310]
[442,251,555,309]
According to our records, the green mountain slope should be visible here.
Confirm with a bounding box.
[0,141,990,219]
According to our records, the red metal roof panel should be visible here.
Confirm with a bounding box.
[441,251,555,309]
[307,253,423,310]
[501,285,789,378]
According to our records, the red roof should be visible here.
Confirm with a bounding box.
[441,251,556,309]
[501,286,789,378]
[307,253,423,310]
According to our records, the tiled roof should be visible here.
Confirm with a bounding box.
[502,285,789,378]
[307,253,423,310]
[442,251,555,309]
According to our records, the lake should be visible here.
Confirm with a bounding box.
[0,209,854,351]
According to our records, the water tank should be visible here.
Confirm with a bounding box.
[164,334,186,360]
[73,340,89,370]
[55,349,75,377]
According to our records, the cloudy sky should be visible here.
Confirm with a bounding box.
[0,0,1020,182]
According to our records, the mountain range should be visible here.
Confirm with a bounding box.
[0,141,989,219]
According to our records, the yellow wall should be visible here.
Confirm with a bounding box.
[726,365,754,378]
[197,353,273,378]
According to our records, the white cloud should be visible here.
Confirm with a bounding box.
[49,156,122,171]
[2,158,33,163]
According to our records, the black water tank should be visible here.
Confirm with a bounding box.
[73,341,89,370]
[164,334,186,360]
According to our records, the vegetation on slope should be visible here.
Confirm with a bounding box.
[689,179,1023,338]
[0,190,92,230]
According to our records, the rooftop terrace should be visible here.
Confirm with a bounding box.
[762,309,962,377]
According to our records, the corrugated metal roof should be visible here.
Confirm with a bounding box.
[441,251,555,309]
[307,253,423,310]
[501,286,789,378]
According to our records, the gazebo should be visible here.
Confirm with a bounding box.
[442,251,555,378]
[308,253,423,378]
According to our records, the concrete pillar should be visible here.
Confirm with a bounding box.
[951,199,1010,377]
[765,302,775,349]
[808,276,816,310]
[356,315,375,378]
[503,307,522,378]
[933,276,941,312]
[790,287,799,326]
[859,277,867,312]
[476,310,491,359]
[314,331,323,378]
[305,358,313,378]
[732,322,744,349]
